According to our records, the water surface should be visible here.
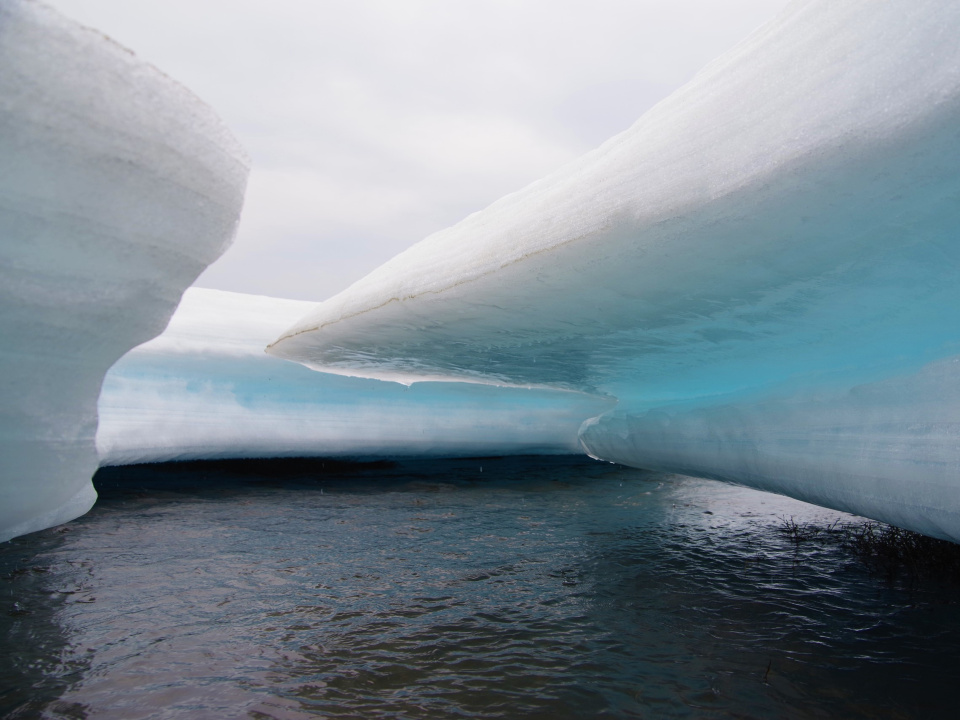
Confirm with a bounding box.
[2,456,959,718]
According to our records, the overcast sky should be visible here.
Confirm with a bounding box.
[47,0,790,302]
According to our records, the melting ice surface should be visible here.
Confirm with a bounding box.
[0,1,247,541]
[98,289,611,464]
[270,0,960,541]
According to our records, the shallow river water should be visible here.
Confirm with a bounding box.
[3,456,959,719]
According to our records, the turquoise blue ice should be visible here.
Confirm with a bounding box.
[98,289,611,464]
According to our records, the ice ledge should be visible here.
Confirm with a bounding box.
[266,0,960,541]
[0,1,248,541]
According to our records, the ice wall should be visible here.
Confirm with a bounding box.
[98,289,612,464]
[580,356,960,542]
[0,1,248,541]
[270,0,960,540]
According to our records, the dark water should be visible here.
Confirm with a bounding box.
[3,456,960,719]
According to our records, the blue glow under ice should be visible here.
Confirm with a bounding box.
[98,289,611,464]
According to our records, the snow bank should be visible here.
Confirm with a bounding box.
[0,1,247,541]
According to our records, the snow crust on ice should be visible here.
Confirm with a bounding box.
[0,1,248,541]
[98,289,613,465]
[270,0,960,541]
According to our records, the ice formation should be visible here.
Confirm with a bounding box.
[0,1,248,541]
[98,289,612,465]
[270,0,960,541]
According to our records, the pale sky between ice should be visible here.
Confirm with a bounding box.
[46,0,790,302]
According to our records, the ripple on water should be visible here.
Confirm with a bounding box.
[2,456,960,719]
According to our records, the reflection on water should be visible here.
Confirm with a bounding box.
[3,456,960,718]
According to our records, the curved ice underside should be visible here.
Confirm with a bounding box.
[98,289,611,464]
[270,0,960,540]
[0,1,248,541]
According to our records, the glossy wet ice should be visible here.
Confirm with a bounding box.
[2,457,958,718]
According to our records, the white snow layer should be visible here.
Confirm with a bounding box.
[0,1,248,541]
[270,0,960,541]
[97,289,613,465]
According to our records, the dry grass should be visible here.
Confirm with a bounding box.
[779,515,960,586]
